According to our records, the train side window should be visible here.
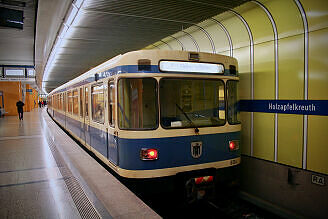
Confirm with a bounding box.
[59,93,61,110]
[108,81,115,127]
[55,95,57,109]
[85,87,89,118]
[79,88,83,117]
[64,92,67,112]
[68,91,73,113]
[118,78,158,130]
[227,80,240,124]
[57,94,59,110]
[73,89,78,115]
[61,93,64,111]
[56,94,59,109]
[91,83,104,124]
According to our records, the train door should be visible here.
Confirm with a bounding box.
[107,80,118,165]
[83,86,91,150]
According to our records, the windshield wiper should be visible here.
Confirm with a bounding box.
[175,103,199,134]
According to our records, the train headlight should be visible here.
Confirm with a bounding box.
[229,140,240,151]
[140,148,158,160]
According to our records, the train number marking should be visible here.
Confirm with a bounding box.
[230,159,238,165]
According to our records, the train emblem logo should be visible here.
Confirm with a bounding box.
[191,141,202,158]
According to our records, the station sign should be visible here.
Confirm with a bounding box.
[239,100,328,116]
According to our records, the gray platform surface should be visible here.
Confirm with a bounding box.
[0,108,161,219]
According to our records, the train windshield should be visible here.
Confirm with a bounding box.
[160,78,225,129]
[118,78,158,130]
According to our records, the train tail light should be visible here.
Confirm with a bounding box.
[229,140,240,151]
[140,148,158,160]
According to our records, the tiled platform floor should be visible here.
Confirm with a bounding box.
[0,109,160,218]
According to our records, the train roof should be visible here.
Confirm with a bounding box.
[49,50,238,95]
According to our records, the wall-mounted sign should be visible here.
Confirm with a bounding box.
[239,100,328,116]
[312,174,325,186]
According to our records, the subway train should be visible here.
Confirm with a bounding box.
[47,50,241,200]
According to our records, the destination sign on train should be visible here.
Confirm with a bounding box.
[159,61,224,74]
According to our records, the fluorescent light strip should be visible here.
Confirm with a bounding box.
[50,54,122,95]
[42,0,85,93]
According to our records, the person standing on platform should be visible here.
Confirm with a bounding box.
[16,100,25,120]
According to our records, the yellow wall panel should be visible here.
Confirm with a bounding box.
[204,20,230,54]
[240,112,251,155]
[235,46,251,156]
[276,35,304,168]
[187,26,212,53]
[176,33,198,52]
[236,2,274,44]
[307,27,328,174]
[157,43,170,50]
[278,35,304,99]
[308,28,328,100]
[301,0,328,32]
[254,42,275,99]
[234,46,251,100]
[219,13,250,50]
[161,37,182,51]
[259,0,303,39]
[253,112,274,161]
[277,114,303,168]
[307,116,328,174]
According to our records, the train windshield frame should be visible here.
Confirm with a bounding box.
[160,78,226,129]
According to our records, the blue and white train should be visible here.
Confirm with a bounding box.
[47,50,241,198]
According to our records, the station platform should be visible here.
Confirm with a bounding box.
[0,108,160,218]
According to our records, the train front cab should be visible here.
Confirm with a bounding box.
[115,61,241,200]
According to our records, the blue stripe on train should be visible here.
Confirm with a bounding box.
[62,114,118,165]
[52,110,239,171]
[118,131,240,171]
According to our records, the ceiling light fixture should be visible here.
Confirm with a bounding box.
[42,0,85,94]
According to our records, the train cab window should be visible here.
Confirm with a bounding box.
[79,88,83,117]
[85,87,89,118]
[91,83,104,124]
[227,80,240,124]
[160,78,225,129]
[68,91,73,113]
[73,90,78,115]
[108,81,115,127]
[118,78,158,130]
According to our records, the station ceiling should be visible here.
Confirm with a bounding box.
[0,0,251,93]
[0,0,35,66]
